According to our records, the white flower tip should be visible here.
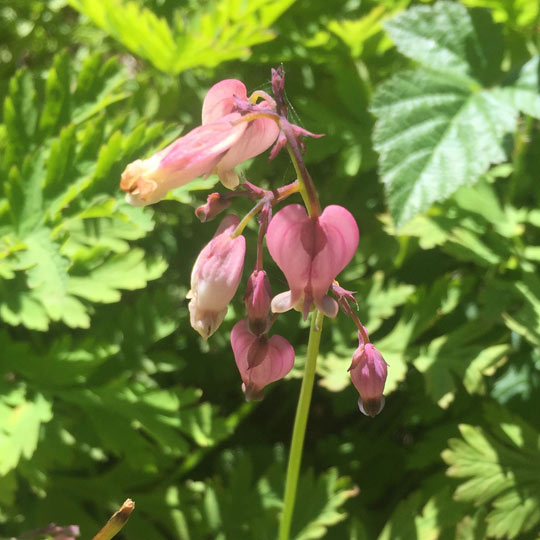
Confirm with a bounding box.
[358,395,385,417]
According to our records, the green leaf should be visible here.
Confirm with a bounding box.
[378,487,470,540]
[372,1,522,227]
[414,323,509,408]
[0,390,53,475]
[503,274,540,347]
[291,469,357,540]
[442,404,540,539]
[503,55,540,119]
[67,249,167,303]
[66,0,295,74]
[372,68,517,227]
[384,1,503,85]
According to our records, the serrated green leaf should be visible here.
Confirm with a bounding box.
[384,1,503,85]
[372,68,517,227]
[38,50,71,138]
[503,55,540,119]
[67,0,295,75]
[2,69,37,168]
[503,274,540,347]
[0,391,53,474]
[67,249,166,303]
[442,404,540,539]
[414,324,509,408]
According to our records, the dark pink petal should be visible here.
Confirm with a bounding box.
[231,319,295,400]
[244,270,272,335]
[350,343,388,417]
[266,204,359,318]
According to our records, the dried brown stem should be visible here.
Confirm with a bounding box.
[91,499,135,540]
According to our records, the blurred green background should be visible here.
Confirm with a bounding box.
[1,0,540,538]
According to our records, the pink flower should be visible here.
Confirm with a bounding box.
[121,80,279,205]
[231,319,295,401]
[244,269,272,336]
[187,215,245,339]
[201,79,279,189]
[266,204,359,318]
[349,330,387,417]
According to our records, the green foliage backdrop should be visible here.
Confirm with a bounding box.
[1,0,540,538]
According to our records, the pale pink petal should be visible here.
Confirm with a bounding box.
[267,204,359,317]
[215,117,280,175]
[202,79,247,125]
[266,204,312,303]
[121,114,247,206]
[311,205,359,306]
[187,216,245,339]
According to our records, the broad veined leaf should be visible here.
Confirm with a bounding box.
[383,1,503,84]
[371,1,524,227]
[503,55,540,119]
[442,404,540,539]
[372,69,517,227]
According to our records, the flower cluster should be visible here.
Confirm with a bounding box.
[120,69,388,414]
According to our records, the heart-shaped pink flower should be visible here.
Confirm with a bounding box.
[266,204,359,318]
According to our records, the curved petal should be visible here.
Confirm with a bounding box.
[202,79,247,125]
[121,114,247,205]
[231,320,295,400]
[215,117,280,175]
[266,204,312,303]
[310,205,359,307]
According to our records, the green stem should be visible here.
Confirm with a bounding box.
[284,124,321,218]
[279,310,324,540]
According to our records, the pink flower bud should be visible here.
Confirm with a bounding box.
[23,523,80,540]
[187,215,245,339]
[266,204,359,319]
[244,270,272,336]
[195,192,232,222]
[121,80,279,205]
[231,319,295,401]
[349,334,387,417]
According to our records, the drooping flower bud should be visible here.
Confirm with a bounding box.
[187,215,245,339]
[231,319,294,401]
[22,523,80,540]
[121,80,279,205]
[195,192,232,222]
[266,204,359,319]
[244,270,272,336]
[349,330,387,417]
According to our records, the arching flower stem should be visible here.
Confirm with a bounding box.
[231,181,300,238]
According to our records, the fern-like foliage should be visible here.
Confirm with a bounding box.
[0,51,168,330]
[66,0,296,74]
